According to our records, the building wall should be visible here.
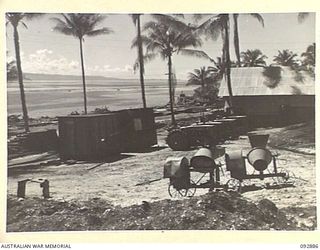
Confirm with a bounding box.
[226,95,315,127]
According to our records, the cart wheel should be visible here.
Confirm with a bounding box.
[167,130,190,151]
[186,180,197,197]
[168,182,196,198]
[226,178,242,192]
[277,168,296,185]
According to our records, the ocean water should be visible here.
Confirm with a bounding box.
[7,79,196,118]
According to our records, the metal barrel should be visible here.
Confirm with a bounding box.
[248,133,270,148]
[225,151,246,179]
[247,147,272,171]
[190,148,216,172]
[17,180,29,198]
[163,156,189,178]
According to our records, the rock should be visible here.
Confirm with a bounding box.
[103,209,111,215]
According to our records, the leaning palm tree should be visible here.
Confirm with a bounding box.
[141,18,202,125]
[6,13,44,132]
[241,49,267,67]
[233,13,264,66]
[130,14,147,109]
[195,14,234,109]
[51,14,113,114]
[273,49,298,67]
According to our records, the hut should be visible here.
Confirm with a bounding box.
[218,66,315,127]
[58,108,157,160]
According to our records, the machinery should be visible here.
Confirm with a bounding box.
[224,133,295,192]
[163,133,295,197]
[166,115,248,151]
[163,146,226,197]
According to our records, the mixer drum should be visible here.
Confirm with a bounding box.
[247,147,272,171]
[225,151,246,179]
[190,148,216,173]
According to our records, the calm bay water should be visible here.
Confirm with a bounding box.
[7,79,195,118]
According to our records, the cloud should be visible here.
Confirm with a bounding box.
[21,49,81,75]
[87,64,134,74]
[20,49,134,77]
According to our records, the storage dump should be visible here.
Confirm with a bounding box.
[58,108,157,160]
[117,108,157,151]
[58,113,123,160]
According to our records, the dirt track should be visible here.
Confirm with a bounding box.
[6,121,316,231]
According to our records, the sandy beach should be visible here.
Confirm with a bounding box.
[7,78,196,118]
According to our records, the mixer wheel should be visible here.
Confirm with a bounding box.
[226,178,242,192]
[277,168,296,185]
[168,181,196,198]
[167,130,190,151]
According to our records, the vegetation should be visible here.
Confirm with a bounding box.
[7,58,18,81]
[51,14,113,114]
[273,49,298,67]
[131,14,147,109]
[233,14,264,66]
[301,43,315,77]
[187,66,216,88]
[140,15,202,125]
[6,13,44,132]
[195,14,233,110]
[241,49,267,67]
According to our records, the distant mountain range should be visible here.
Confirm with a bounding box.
[24,73,120,81]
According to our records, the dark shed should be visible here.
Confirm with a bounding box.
[58,113,123,160]
[117,108,157,151]
[58,108,157,160]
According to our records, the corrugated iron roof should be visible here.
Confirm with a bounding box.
[218,66,315,96]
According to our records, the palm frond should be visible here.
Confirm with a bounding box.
[86,27,113,37]
[249,13,264,27]
[298,12,309,23]
[24,13,45,20]
[178,49,214,62]
[20,21,28,29]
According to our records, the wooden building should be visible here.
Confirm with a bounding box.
[218,66,315,127]
[58,108,157,160]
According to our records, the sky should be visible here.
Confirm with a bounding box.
[5,13,315,80]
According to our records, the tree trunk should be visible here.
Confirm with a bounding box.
[168,55,176,126]
[224,15,233,110]
[137,16,147,109]
[233,14,241,67]
[79,38,87,114]
[13,25,29,132]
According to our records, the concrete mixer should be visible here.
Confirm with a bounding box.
[225,133,293,191]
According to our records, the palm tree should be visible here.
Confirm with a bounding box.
[6,13,44,132]
[130,14,147,109]
[301,43,315,77]
[273,49,298,67]
[51,14,113,114]
[233,14,264,67]
[196,14,233,109]
[301,43,315,67]
[241,49,267,67]
[141,18,202,125]
[7,57,18,81]
[187,66,219,102]
[187,66,215,88]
